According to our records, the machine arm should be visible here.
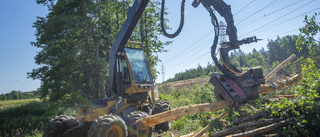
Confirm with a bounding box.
[108,0,150,97]
[192,0,264,107]
[192,0,262,77]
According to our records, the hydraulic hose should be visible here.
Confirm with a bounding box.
[160,0,185,38]
[209,12,237,79]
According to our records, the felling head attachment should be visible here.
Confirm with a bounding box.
[210,67,265,107]
[211,38,264,107]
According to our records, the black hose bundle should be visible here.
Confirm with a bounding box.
[160,0,185,38]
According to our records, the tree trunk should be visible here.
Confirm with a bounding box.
[92,22,106,98]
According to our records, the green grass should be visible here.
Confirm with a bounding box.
[0,98,41,109]
[0,99,76,136]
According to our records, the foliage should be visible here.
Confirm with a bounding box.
[263,60,320,136]
[158,83,218,134]
[29,0,169,104]
[297,12,320,55]
[165,63,218,83]
[0,90,40,101]
[263,12,320,136]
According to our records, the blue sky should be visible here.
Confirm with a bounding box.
[0,0,319,94]
[0,1,48,94]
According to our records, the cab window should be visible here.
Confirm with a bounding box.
[124,48,153,83]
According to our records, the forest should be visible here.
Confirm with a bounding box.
[0,0,319,136]
[0,90,40,101]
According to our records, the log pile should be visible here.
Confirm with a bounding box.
[136,54,302,136]
[136,74,301,130]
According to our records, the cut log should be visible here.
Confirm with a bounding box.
[275,94,296,98]
[259,74,301,95]
[136,74,301,130]
[137,100,229,130]
[265,54,296,82]
[245,104,259,113]
[226,120,289,137]
[213,118,285,137]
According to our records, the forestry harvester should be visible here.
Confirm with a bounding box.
[42,0,294,137]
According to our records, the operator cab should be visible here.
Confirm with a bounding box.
[115,42,155,101]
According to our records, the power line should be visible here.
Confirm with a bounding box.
[165,39,213,69]
[167,51,211,71]
[241,7,319,38]
[164,37,214,65]
[162,30,213,63]
[236,0,279,25]
[165,37,214,68]
[240,0,316,38]
[234,0,256,16]
[237,0,304,29]
[260,29,299,40]
[244,7,320,38]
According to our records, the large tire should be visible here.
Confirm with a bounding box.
[153,101,171,132]
[141,103,152,116]
[127,111,152,137]
[43,115,79,137]
[88,115,127,137]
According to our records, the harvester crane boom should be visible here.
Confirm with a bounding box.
[108,0,150,98]
[192,0,265,107]
[108,0,263,107]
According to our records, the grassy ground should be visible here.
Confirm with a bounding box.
[0,98,76,136]
[0,98,41,109]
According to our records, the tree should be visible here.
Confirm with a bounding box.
[267,37,282,64]
[297,12,320,56]
[196,64,204,76]
[264,12,320,136]
[0,94,7,101]
[29,0,169,103]
[10,90,19,100]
